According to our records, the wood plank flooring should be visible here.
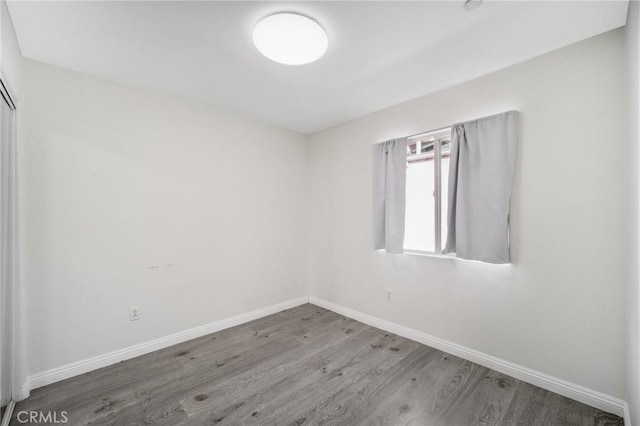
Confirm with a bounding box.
[10,304,623,425]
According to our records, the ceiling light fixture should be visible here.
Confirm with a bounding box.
[253,13,328,65]
[463,0,483,11]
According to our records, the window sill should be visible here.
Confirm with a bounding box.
[399,249,512,266]
[401,250,456,259]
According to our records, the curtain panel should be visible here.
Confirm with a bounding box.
[444,111,519,264]
[372,138,407,253]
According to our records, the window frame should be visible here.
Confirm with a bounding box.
[405,128,452,255]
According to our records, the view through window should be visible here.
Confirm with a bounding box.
[404,128,451,253]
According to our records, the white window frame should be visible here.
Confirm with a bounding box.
[405,128,451,255]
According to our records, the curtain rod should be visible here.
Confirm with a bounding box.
[403,110,516,141]
[406,125,452,140]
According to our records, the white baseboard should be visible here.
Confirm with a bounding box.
[18,383,29,401]
[624,403,632,426]
[25,296,309,394]
[309,297,630,423]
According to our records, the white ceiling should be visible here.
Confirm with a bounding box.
[7,1,629,134]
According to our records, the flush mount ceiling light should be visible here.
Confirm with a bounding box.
[253,13,328,65]
[463,0,483,11]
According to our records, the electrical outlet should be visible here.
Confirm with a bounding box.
[130,306,140,321]
[386,289,392,301]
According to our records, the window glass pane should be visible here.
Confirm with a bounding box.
[421,140,434,154]
[404,157,435,252]
[440,138,450,246]
[441,158,450,246]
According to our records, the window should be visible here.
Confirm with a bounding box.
[404,128,451,253]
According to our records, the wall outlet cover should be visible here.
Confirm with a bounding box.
[129,306,140,321]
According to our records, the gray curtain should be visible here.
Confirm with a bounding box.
[372,138,407,253]
[444,111,518,263]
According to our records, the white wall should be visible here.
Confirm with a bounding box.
[308,29,627,399]
[627,0,640,422]
[20,59,308,376]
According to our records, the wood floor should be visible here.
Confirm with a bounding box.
[11,304,623,425]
